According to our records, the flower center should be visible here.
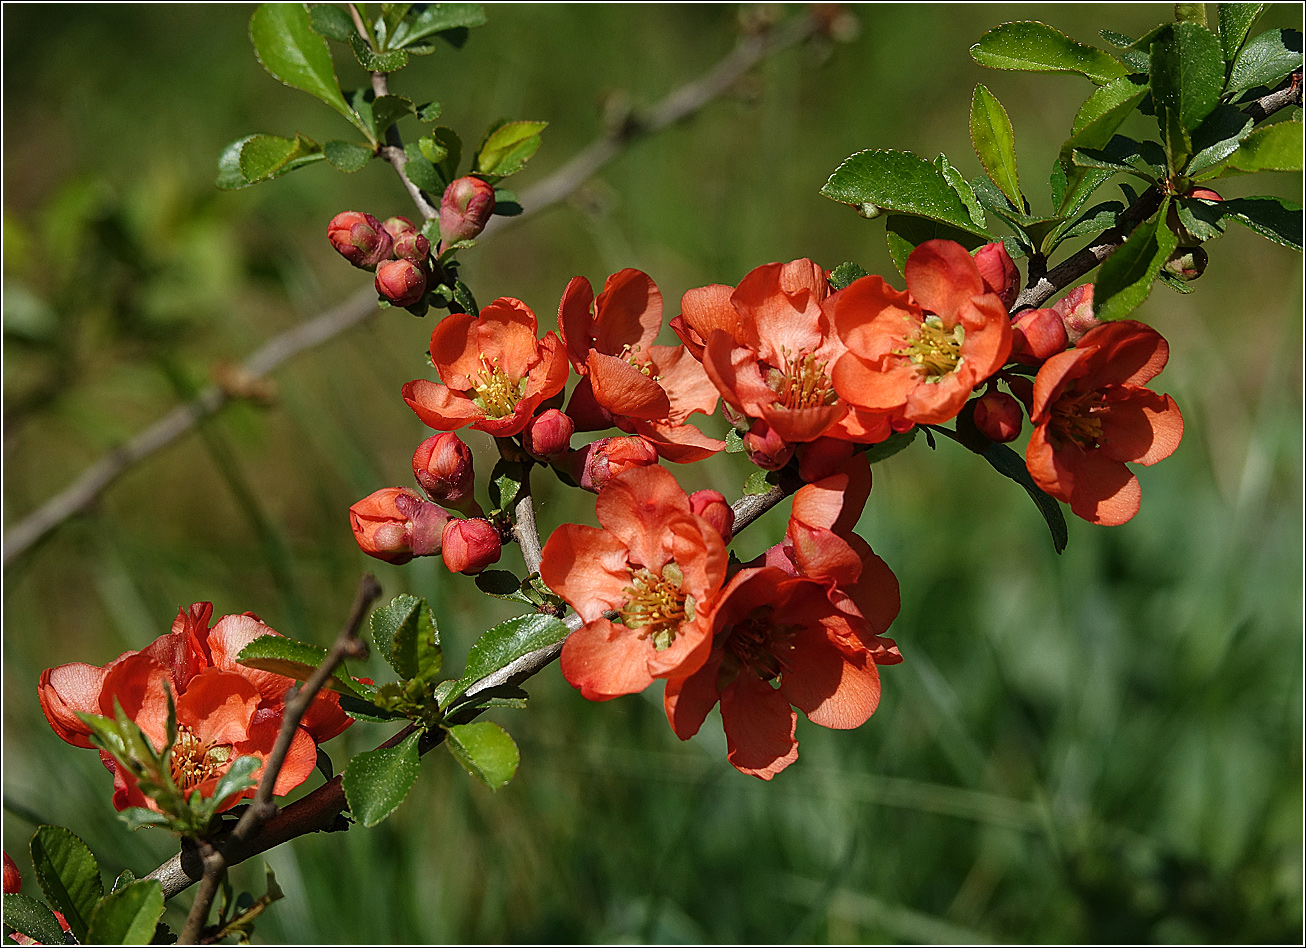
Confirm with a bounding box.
[618,343,661,380]
[620,562,693,651]
[472,355,526,419]
[722,606,798,683]
[769,346,836,410]
[895,314,965,381]
[1049,388,1108,449]
[169,725,233,792]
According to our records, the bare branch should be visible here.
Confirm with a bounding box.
[1243,69,1303,124]
[372,70,439,220]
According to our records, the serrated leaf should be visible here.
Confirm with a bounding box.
[970,84,1023,207]
[338,692,406,722]
[459,614,570,689]
[323,140,372,172]
[1072,135,1167,180]
[429,126,462,182]
[743,470,773,495]
[221,134,324,189]
[488,459,524,511]
[1217,195,1304,249]
[380,3,414,45]
[725,427,746,454]
[250,5,364,134]
[87,878,164,945]
[112,870,136,893]
[1227,28,1303,98]
[308,3,356,41]
[372,94,416,134]
[30,824,102,941]
[342,731,421,827]
[970,21,1129,84]
[864,427,919,465]
[370,594,442,682]
[1218,4,1266,65]
[2,893,67,945]
[475,570,533,604]
[417,100,443,121]
[419,134,448,164]
[236,634,360,695]
[978,442,1068,554]
[445,722,519,790]
[884,214,988,274]
[1059,74,1150,209]
[1185,104,1254,174]
[208,756,261,812]
[1150,22,1224,174]
[828,261,869,291]
[119,807,172,831]
[938,154,987,230]
[391,3,487,48]
[347,32,409,71]
[822,149,991,238]
[1220,120,1303,173]
[1174,198,1226,241]
[1093,199,1179,321]
[476,120,547,177]
[1052,200,1124,245]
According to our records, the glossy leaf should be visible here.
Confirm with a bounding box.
[236,634,360,695]
[828,261,870,291]
[2,893,67,946]
[1184,105,1254,174]
[308,3,356,41]
[1174,198,1226,241]
[476,120,548,177]
[239,133,323,182]
[429,126,463,183]
[324,140,372,172]
[370,594,442,682]
[1218,120,1304,174]
[459,613,569,688]
[1218,4,1265,65]
[1218,195,1303,249]
[864,427,919,465]
[492,186,523,216]
[401,144,446,191]
[970,21,1129,84]
[391,3,487,47]
[488,458,524,511]
[30,824,102,941]
[119,807,171,831]
[970,84,1023,207]
[884,214,989,273]
[207,756,261,812]
[1093,199,1179,321]
[1052,200,1124,244]
[475,569,534,604]
[250,5,362,133]
[937,154,987,230]
[822,149,991,238]
[372,94,417,134]
[1058,75,1150,206]
[342,731,422,828]
[1072,135,1167,180]
[1150,22,1224,174]
[743,470,774,496]
[1226,28,1303,98]
[445,722,519,791]
[979,442,1068,554]
[87,878,164,945]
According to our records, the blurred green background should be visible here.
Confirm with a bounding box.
[4,3,1302,943]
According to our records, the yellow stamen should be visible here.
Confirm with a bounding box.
[1050,389,1108,449]
[473,354,525,419]
[620,563,692,651]
[894,315,965,382]
[168,725,233,791]
[769,345,836,410]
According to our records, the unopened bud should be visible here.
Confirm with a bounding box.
[1011,308,1069,365]
[972,390,1024,443]
[743,420,794,471]
[1164,245,1209,281]
[383,216,431,263]
[523,409,574,461]
[1051,284,1099,345]
[327,211,393,269]
[375,258,428,306]
[974,242,1019,310]
[688,489,734,543]
[441,518,502,574]
[439,176,496,245]
[575,436,659,493]
[349,487,450,564]
[1185,187,1223,202]
[796,437,856,483]
[412,432,476,510]
[3,852,20,895]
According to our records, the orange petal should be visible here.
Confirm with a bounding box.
[833,275,918,357]
[557,275,596,369]
[428,313,480,386]
[596,465,695,572]
[560,617,656,699]
[207,614,293,708]
[476,297,541,381]
[843,534,901,638]
[178,668,260,747]
[1069,449,1141,525]
[539,524,632,623]
[647,344,719,420]
[677,283,742,359]
[38,663,107,748]
[1077,319,1169,388]
[588,352,672,419]
[100,654,172,748]
[904,239,984,321]
[1100,389,1183,465]
[732,260,826,365]
[594,269,664,357]
[720,670,799,780]
[663,649,724,739]
[631,420,725,463]
[833,352,916,413]
[402,379,481,431]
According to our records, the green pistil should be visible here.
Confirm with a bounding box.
[472,355,527,419]
[620,563,691,651]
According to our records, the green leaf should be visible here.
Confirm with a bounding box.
[1072,135,1167,181]
[87,878,164,945]
[1150,22,1224,174]
[347,32,410,71]
[1062,73,1150,167]
[476,120,548,178]
[417,100,443,122]
[380,3,414,45]
[1227,28,1303,98]
[492,186,523,216]
[884,214,988,274]
[324,140,372,172]
[236,634,360,695]
[743,470,774,496]
[391,3,487,47]
[1221,120,1304,173]
[445,722,519,791]
[1217,195,1304,249]
[828,261,869,291]
[1218,4,1265,65]
[1174,197,1227,241]
[208,756,261,812]
[308,3,356,41]
[30,824,103,941]
[488,458,524,511]
[1053,165,1116,227]
[475,570,534,604]
[1185,104,1254,174]
[459,613,570,689]
[864,427,919,465]
[119,807,172,831]
[970,84,1023,207]
[429,126,463,182]
[937,154,987,230]
[2,893,67,945]
[822,149,992,238]
[240,133,324,182]
[1053,201,1124,243]
[342,731,422,828]
[372,94,417,134]
[370,594,443,682]
[725,427,746,454]
[452,279,479,315]
[978,442,1069,554]
[111,870,136,893]
[1093,199,1180,321]
[401,144,446,192]
[970,21,1129,84]
[250,5,364,135]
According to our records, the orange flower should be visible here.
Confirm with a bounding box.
[539,465,727,700]
[38,603,347,812]
[559,269,723,462]
[1027,319,1183,525]
[833,240,1011,426]
[402,297,569,437]
[675,259,894,445]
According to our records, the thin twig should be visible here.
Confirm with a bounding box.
[177,573,382,943]
[371,70,439,220]
[1243,69,1303,123]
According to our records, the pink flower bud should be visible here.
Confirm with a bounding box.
[439,176,496,245]
[689,489,735,543]
[974,241,1019,310]
[383,216,430,263]
[972,390,1023,443]
[349,487,450,564]
[1051,284,1099,345]
[375,258,427,307]
[743,420,794,471]
[412,432,475,509]
[441,518,502,574]
[575,436,659,492]
[1164,245,1209,281]
[4,852,20,895]
[1010,308,1069,365]
[796,437,856,483]
[328,211,393,269]
[1185,187,1223,202]
[523,408,574,461]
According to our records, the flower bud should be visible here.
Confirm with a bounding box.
[1185,186,1223,202]
[974,241,1019,310]
[523,408,574,461]
[1164,245,1209,281]
[383,216,431,263]
[688,489,735,543]
[441,518,502,574]
[439,176,496,245]
[1051,284,1099,345]
[1010,308,1069,365]
[1006,376,1034,414]
[349,487,450,564]
[412,432,476,509]
[743,420,794,471]
[327,211,393,269]
[575,436,659,493]
[3,852,20,895]
[375,258,428,307]
[972,390,1023,443]
[796,437,856,483]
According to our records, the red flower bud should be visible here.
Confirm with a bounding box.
[743,420,794,471]
[974,241,1019,310]
[375,258,427,307]
[1051,284,1099,345]
[3,852,20,895]
[1011,308,1069,365]
[441,518,502,574]
[382,216,417,238]
[349,487,450,564]
[439,176,496,245]
[972,390,1023,443]
[383,216,431,263]
[575,436,659,492]
[1185,187,1223,202]
[689,489,735,543]
[328,211,393,269]
[796,437,856,483]
[412,432,476,509]
[523,408,574,461]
